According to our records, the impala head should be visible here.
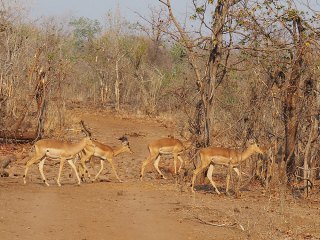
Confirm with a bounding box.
[79,120,94,141]
[247,141,264,154]
[84,136,95,149]
[118,136,133,154]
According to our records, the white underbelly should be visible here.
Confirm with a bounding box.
[159,150,173,155]
[45,151,74,160]
[211,157,230,166]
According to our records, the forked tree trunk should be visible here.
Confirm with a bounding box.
[159,0,239,187]
[284,16,306,184]
[0,68,48,143]
[201,0,231,146]
[161,0,236,147]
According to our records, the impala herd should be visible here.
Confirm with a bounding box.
[22,122,265,195]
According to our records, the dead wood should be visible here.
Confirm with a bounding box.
[194,216,238,229]
[0,154,16,169]
[0,131,37,143]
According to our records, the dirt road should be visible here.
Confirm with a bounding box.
[1,110,320,240]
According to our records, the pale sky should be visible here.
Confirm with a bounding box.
[21,0,189,23]
[9,0,320,24]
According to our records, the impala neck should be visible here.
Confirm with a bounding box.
[72,138,89,154]
[113,145,127,156]
[238,146,257,162]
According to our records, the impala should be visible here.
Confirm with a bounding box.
[78,136,133,182]
[140,137,194,180]
[191,141,264,194]
[23,136,94,186]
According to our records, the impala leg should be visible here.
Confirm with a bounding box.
[108,158,123,183]
[56,158,66,187]
[226,165,233,195]
[77,163,85,182]
[82,159,92,180]
[38,158,50,186]
[191,163,209,193]
[89,160,96,176]
[67,159,81,185]
[140,154,156,180]
[77,161,91,182]
[233,167,242,196]
[154,155,166,179]
[207,164,220,194]
[79,151,93,180]
[177,156,184,173]
[93,160,104,182]
[233,167,240,176]
[23,154,44,185]
[69,155,79,178]
[173,153,178,175]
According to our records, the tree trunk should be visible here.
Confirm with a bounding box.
[200,0,230,146]
[115,58,120,111]
[284,91,299,184]
[303,117,317,197]
[284,16,305,184]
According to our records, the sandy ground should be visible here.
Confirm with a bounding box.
[1,110,320,240]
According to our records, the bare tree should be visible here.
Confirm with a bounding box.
[237,0,320,188]
[158,0,243,146]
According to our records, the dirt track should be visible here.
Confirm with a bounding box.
[1,110,320,240]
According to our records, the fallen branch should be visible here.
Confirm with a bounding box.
[194,216,239,229]
[0,154,16,169]
[0,132,37,143]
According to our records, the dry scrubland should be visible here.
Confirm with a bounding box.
[0,108,320,240]
[1,1,320,239]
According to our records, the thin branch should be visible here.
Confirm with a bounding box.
[194,216,240,229]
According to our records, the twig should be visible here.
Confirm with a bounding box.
[194,216,238,229]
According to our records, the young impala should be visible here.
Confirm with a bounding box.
[78,136,133,182]
[140,137,194,180]
[23,136,94,187]
[191,141,264,194]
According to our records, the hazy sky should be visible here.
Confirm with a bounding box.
[23,0,189,22]
[13,0,320,24]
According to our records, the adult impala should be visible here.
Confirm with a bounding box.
[78,136,133,182]
[140,137,194,180]
[191,141,264,194]
[23,136,94,187]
